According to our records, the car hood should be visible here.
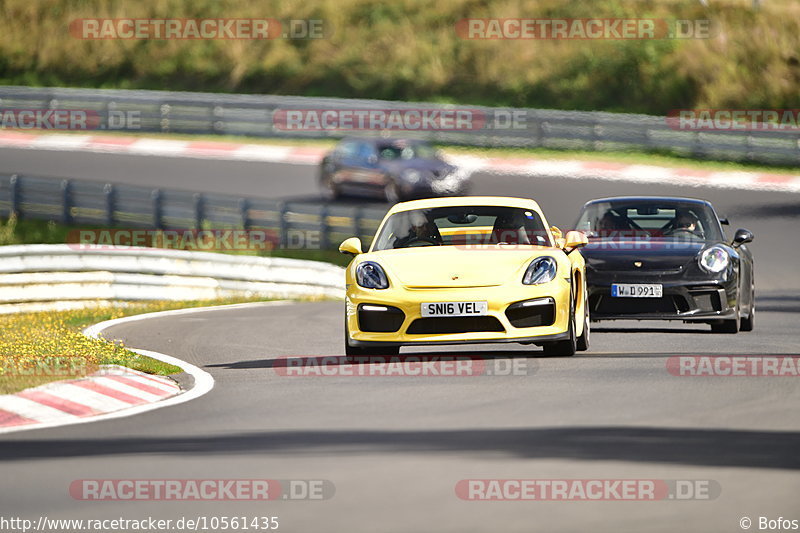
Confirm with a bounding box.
[369,246,558,288]
[582,239,708,271]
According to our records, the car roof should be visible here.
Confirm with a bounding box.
[583,196,713,207]
[387,196,543,214]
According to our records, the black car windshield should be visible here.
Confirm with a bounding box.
[372,206,551,251]
[377,143,437,161]
[574,200,724,242]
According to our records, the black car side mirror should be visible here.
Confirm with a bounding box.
[732,228,753,247]
[719,217,729,225]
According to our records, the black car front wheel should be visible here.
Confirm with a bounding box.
[576,283,590,351]
[740,282,755,332]
[711,305,739,334]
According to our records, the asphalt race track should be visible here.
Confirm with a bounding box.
[1,147,799,532]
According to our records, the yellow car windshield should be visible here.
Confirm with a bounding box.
[372,206,551,251]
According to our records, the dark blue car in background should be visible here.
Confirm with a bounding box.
[319,138,471,203]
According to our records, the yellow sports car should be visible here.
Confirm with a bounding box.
[339,196,590,356]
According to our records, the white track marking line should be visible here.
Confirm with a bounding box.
[30,134,92,150]
[232,144,293,161]
[128,139,190,155]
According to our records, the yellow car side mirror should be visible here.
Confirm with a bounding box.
[339,237,364,255]
[550,226,565,248]
[564,230,589,250]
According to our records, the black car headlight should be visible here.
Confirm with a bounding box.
[698,245,730,273]
[522,256,558,285]
[356,261,389,289]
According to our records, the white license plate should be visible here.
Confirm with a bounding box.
[421,301,488,317]
[611,284,663,298]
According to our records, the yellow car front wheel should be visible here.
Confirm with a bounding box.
[345,321,400,357]
[542,284,578,357]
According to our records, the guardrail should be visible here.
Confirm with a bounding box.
[1,85,798,165]
[0,173,388,250]
[0,244,345,314]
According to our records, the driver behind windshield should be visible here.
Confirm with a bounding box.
[392,211,442,248]
[669,210,702,237]
[596,211,624,236]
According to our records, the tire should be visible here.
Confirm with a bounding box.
[345,321,400,357]
[740,283,755,332]
[576,282,590,352]
[345,344,400,357]
[542,290,577,357]
[711,309,739,334]
[320,173,339,201]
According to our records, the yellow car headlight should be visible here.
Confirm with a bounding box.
[522,256,557,285]
[356,261,389,289]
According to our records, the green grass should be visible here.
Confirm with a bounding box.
[0,297,269,394]
[1,0,798,115]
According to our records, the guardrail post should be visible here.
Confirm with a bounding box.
[744,134,755,163]
[160,104,171,132]
[239,198,250,229]
[193,193,204,229]
[278,202,289,249]
[60,179,72,225]
[692,131,705,159]
[540,121,550,148]
[592,122,602,151]
[103,183,115,225]
[151,189,163,229]
[9,174,19,217]
[319,204,330,250]
[212,105,225,134]
[530,118,543,148]
[643,128,653,149]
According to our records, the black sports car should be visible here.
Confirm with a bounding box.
[573,196,755,333]
[319,138,470,203]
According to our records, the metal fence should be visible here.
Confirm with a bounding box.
[1,85,798,166]
[0,244,345,313]
[0,173,388,250]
